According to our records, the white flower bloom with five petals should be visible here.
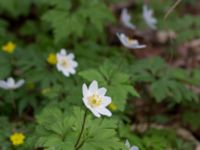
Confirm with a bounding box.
[117,33,146,49]
[143,5,157,30]
[125,140,139,150]
[0,77,25,90]
[56,49,78,77]
[82,80,112,118]
[120,8,136,30]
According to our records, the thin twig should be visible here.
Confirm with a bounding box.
[164,0,182,19]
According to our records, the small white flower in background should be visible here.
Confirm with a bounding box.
[116,33,146,49]
[56,49,78,77]
[125,140,139,150]
[0,77,25,90]
[82,80,112,118]
[120,8,136,30]
[143,5,157,30]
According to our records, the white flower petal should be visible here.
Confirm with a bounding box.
[67,53,74,59]
[72,61,78,67]
[15,79,25,88]
[125,140,139,150]
[7,77,15,87]
[70,69,76,74]
[125,140,131,149]
[97,87,107,96]
[121,8,136,30]
[117,33,146,49]
[130,146,139,150]
[128,44,146,49]
[56,64,62,71]
[0,80,9,89]
[60,49,66,55]
[143,5,157,30]
[97,107,112,117]
[82,97,91,109]
[0,77,24,90]
[62,70,70,77]
[90,108,101,118]
[82,84,88,97]
[121,8,131,21]
[102,96,111,107]
[89,80,98,93]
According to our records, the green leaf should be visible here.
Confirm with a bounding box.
[41,0,114,43]
[0,0,31,17]
[79,69,106,85]
[34,106,126,150]
[150,79,198,102]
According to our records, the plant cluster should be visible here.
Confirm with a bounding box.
[0,0,199,150]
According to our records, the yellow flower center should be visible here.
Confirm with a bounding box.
[60,58,69,68]
[127,37,138,45]
[88,94,102,107]
[2,41,16,54]
[47,53,57,65]
[108,103,117,111]
[10,132,25,146]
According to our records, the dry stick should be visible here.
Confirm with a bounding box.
[163,0,182,64]
[164,0,182,20]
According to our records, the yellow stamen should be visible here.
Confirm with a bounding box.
[127,37,133,44]
[60,58,69,68]
[88,94,102,107]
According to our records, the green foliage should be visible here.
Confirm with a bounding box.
[41,0,115,43]
[0,117,12,150]
[119,122,195,150]
[136,0,200,43]
[0,52,12,78]
[0,117,34,150]
[34,106,126,150]
[182,111,200,130]
[0,0,200,149]
[182,0,197,5]
[0,0,31,17]
[142,128,194,150]
[131,57,198,102]
[160,15,200,43]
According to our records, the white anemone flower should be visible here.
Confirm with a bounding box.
[117,33,146,49]
[0,77,25,90]
[125,140,139,150]
[143,5,157,30]
[120,8,136,30]
[82,80,112,118]
[56,49,78,77]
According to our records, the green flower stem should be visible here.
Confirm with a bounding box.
[10,90,16,112]
[75,109,87,150]
[75,139,85,150]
